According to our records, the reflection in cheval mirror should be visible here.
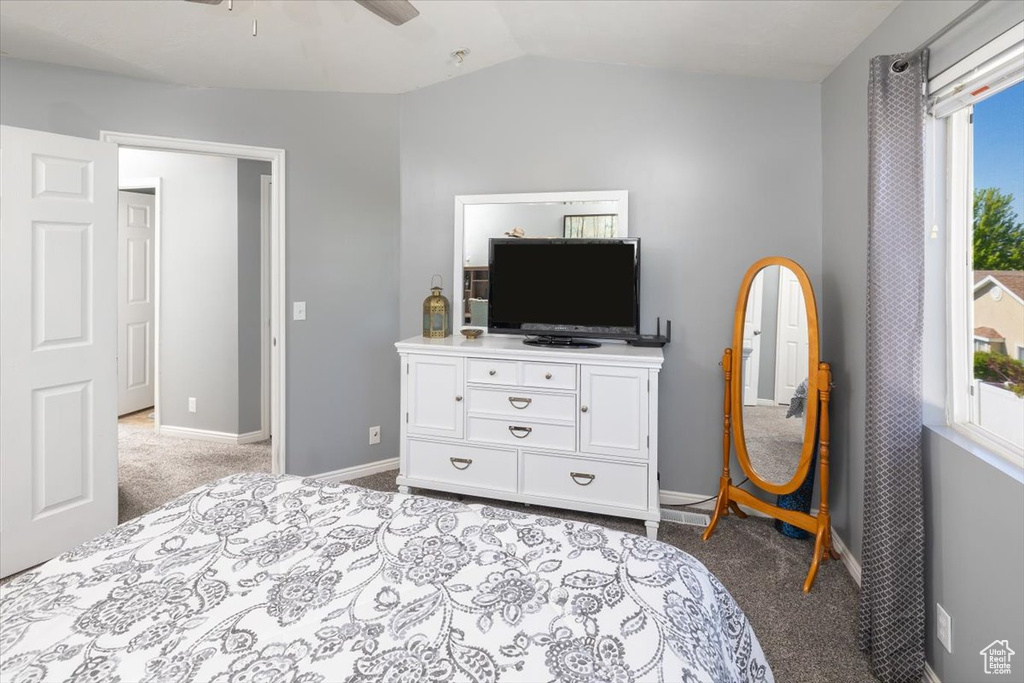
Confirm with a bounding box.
[740,265,811,486]
[703,256,838,593]
[454,192,628,331]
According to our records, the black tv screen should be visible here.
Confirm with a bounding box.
[488,238,640,338]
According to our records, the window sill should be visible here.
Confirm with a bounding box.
[924,423,1024,483]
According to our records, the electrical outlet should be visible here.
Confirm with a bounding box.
[369,426,381,445]
[188,397,197,413]
[936,603,953,654]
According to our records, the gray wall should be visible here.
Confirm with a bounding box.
[238,159,272,435]
[400,56,823,494]
[0,57,401,475]
[119,148,240,434]
[821,2,1024,679]
[923,428,1024,683]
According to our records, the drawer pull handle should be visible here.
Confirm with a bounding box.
[489,369,497,376]
[545,372,552,379]
[450,457,473,470]
[508,425,533,438]
[455,395,463,402]
[570,472,596,486]
[508,396,532,409]
[581,405,589,413]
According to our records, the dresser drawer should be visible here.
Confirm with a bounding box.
[406,439,517,492]
[467,359,519,386]
[466,387,577,422]
[521,452,647,510]
[522,362,576,390]
[467,416,576,451]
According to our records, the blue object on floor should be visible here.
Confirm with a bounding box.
[775,450,817,539]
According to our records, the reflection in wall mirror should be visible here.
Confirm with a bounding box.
[454,191,628,330]
[740,265,811,486]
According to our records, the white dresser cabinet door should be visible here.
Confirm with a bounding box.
[580,365,648,458]
[407,355,465,439]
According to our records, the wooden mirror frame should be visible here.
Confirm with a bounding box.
[733,257,820,495]
[702,256,838,592]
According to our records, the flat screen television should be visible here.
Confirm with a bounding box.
[488,238,640,347]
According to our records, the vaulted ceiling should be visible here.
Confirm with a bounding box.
[0,0,901,93]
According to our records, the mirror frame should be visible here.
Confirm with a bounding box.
[730,256,820,495]
[453,190,629,333]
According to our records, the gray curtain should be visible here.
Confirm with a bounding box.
[858,50,928,683]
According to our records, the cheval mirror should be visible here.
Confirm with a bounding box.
[702,256,838,592]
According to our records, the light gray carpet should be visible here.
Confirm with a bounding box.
[743,404,806,484]
[347,469,876,683]
[117,420,271,522]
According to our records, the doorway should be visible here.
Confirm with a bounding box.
[102,131,286,473]
[113,147,278,522]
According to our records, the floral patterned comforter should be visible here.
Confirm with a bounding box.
[0,473,772,683]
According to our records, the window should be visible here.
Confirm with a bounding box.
[934,24,1024,461]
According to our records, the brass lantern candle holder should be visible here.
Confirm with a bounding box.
[422,274,451,338]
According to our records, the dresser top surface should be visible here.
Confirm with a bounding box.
[396,334,664,367]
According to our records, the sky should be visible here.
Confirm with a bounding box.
[973,80,1024,221]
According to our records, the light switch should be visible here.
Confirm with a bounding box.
[293,301,306,321]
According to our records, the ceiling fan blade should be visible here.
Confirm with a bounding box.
[354,0,420,26]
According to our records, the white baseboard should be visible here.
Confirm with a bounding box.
[158,425,266,445]
[236,430,267,445]
[922,662,941,683]
[829,525,862,587]
[313,457,400,484]
[658,489,776,520]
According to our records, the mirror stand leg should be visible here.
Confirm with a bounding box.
[727,501,748,518]
[702,477,731,541]
[802,523,829,593]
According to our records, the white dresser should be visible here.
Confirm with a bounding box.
[395,335,665,538]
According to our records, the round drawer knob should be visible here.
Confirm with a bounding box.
[455,395,463,402]
[489,369,497,376]
[581,405,589,413]
[545,373,552,379]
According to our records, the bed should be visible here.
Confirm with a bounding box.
[0,473,773,683]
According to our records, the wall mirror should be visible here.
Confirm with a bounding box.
[454,191,628,332]
[703,256,838,592]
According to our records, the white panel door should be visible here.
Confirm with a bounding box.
[742,270,764,407]
[774,267,809,405]
[580,365,648,458]
[0,125,119,578]
[407,355,465,439]
[117,191,155,416]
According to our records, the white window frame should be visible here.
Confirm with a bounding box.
[935,24,1024,468]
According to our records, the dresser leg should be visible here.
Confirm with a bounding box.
[398,485,410,494]
[644,521,659,540]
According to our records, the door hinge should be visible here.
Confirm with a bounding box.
[969,385,975,396]
[406,363,409,374]
[647,435,650,448]
[647,379,650,392]
[405,412,409,423]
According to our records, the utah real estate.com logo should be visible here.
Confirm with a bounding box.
[980,640,1015,676]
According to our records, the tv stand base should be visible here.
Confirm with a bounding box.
[523,336,601,349]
